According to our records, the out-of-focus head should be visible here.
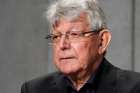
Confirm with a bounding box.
[46,0,107,31]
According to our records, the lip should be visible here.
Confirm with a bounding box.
[59,57,75,60]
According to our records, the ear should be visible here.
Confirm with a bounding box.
[98,29,111,55]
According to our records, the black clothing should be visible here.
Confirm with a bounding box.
[21,58,140,93]
[64,71,96,93]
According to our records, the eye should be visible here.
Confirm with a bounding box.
[52,34,60,40]
[70,31,81,37]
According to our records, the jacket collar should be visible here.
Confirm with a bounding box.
[95,58,117,93]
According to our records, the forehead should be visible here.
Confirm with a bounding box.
[52,12,90,30]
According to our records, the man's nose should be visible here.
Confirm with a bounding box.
[59,35,70,50]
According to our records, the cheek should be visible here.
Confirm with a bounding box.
[73,41,99,63]
[73,42,92,54]
[72,42,92,64]
[73,43,89,56]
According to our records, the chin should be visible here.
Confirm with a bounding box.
[59,67,79,75]
[55,60,81,75]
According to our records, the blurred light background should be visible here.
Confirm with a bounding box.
[0,0,140,93]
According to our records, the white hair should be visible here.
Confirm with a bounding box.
[45,0,107,31]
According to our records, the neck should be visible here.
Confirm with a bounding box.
[68,57,103,91]
[69,71,91,91]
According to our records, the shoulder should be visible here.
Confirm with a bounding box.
[103,58,140,85]
[21,72,64,93]
[116,68,140,92]
[26,72,63,86]
[101,58,140,93]
[116,68,140,84]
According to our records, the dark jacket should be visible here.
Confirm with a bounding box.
[21,58,140,93]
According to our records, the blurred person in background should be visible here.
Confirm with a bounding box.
[21,0,140,93]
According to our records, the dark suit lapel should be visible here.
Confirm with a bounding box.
[95,58,117,93]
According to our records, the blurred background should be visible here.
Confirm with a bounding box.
[0,0,140,93]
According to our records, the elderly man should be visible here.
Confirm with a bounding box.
[21,0,140,93]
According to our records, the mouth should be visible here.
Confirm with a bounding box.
[59,57,75,61]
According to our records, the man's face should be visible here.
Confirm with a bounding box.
[52,14,100,75]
